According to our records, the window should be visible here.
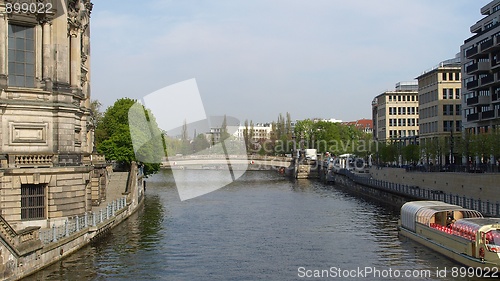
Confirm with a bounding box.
[455,88,460,99]
[443,104,454,116]
[442,89,447,99]
[455,72,460,81]
[449,73,453,81]
[443,121,453,132]
[455,104,461,115]
[8,24,35,87]
[389,107,395,115]
[21,184,45,220]
[442,72,447,81]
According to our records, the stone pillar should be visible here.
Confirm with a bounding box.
[70,32,80,89]
[0,14,7,88]
[42,21,53,90]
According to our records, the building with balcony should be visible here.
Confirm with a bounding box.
[461,0,500,133]
[0,1,108,231]
[372,81,419,143]
[416,58,462,164]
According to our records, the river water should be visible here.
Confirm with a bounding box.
[25,170,484,280]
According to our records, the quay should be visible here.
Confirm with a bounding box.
[324,164,500,217]
[0,162,145,281]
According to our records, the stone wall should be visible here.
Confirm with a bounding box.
[370,167,500,202]
[1,166,94,231]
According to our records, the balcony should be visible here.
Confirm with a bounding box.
[466,61,490,74]
[465,95,490,106]
[492,57,500,69]
[493,35,500,51]
[481,37,494,52]
[480,73,495,86]
[466,45,479,58]
[7,154,54,168]
[466,79,479,90]
[481,110,496,120]
[467,96,479,105]
[493,92,500,103]
[467,113,480,122]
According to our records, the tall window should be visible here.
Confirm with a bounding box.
[8,24,35,87]
[21,184,45,220]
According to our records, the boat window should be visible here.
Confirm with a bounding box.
[485,230,500,252]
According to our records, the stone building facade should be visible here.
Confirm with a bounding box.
[0,0,106,231]
[372,82,420,143]
[416,58,462,165]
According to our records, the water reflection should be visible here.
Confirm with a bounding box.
[24,170,485,280]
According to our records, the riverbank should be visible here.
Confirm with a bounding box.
[330,167,500,217]
[369,167,500,203]
[1,164,145,281]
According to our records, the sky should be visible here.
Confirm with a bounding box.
[90,0,492,124]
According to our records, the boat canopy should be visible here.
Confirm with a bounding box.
[400,201,483,232]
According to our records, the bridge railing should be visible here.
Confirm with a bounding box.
[338,169,500,217]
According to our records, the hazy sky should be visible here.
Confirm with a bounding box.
[90,0,491,124]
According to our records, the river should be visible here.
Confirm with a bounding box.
[25,170,483,280]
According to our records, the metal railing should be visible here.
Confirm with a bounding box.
[39,197,127,244]
[338,169,500,217]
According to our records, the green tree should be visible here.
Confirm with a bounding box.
[489,128,500,162]
[402,144,420,164]
[96,98,161,176]
[192,133,210,153]
[220,115,231,142]
[285,112,293,140]
[378,141,397,164]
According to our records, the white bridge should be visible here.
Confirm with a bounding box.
[162,155,292,170]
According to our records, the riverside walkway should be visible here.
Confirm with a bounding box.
[96,171,129,212]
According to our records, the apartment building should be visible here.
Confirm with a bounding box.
[372,82,419,143]
[416,58,462,141]
[461,0,500,133]
[233,123,273,142]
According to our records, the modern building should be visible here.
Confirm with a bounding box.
[416,57,462,164]
[0,1,108,230]
[372,82,420,143]
[461,0,500,134]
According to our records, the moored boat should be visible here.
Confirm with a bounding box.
[398,201,500,268]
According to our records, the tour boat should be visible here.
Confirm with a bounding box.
[398,201,500,268]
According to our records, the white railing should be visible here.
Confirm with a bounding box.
[39,197,127,244]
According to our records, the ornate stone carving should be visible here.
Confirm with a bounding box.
[67,0,93,36]
[81,66,88,87]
